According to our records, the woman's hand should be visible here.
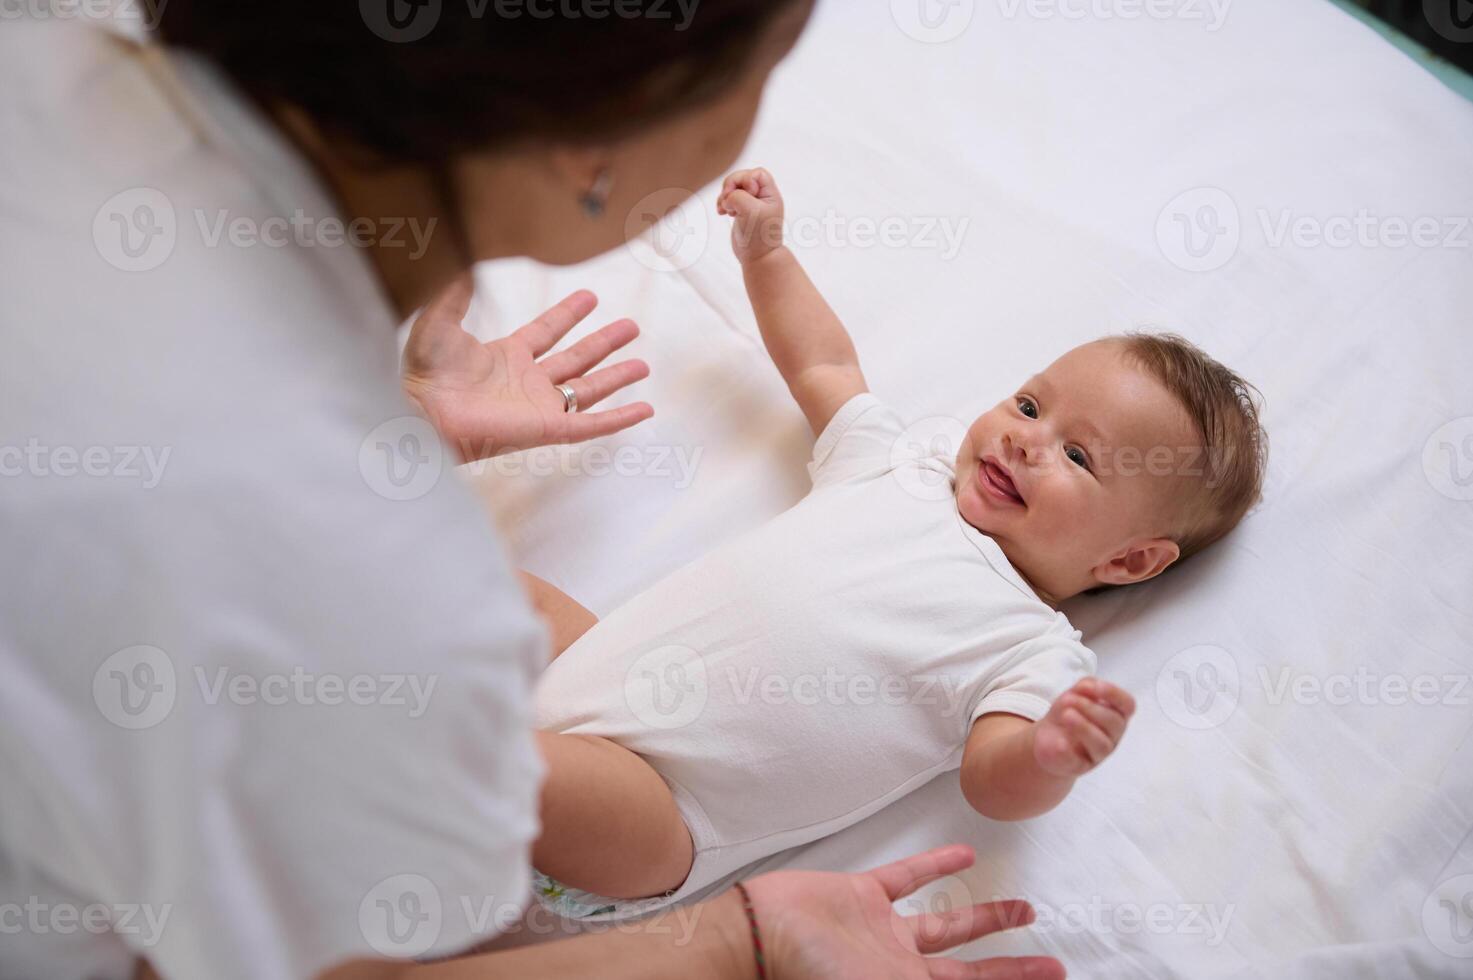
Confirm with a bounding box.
[745,844,1064,980]
[402,275,654,462]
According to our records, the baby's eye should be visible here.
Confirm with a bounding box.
[1017,397,1038,419]
[1065,446,1091,470]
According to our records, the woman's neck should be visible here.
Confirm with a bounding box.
[323,161,470,319]
[270,107,509,319]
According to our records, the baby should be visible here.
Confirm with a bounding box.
[526,168,1267,919]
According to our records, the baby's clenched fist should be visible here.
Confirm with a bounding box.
[1032,678,1135,777]
[718,167,785,264]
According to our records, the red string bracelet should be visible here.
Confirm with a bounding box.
[732,880,768,980]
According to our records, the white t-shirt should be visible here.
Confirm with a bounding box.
[535,393,1096,907]
[0,19,545,980]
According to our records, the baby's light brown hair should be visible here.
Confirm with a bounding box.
[1117,333,1268,562]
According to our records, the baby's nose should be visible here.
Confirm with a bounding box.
[1008,429,1051,468]
[1004,430,1033,458]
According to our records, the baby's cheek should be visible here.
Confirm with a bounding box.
[1047,484,1096,530]
[1040,491,1107,561]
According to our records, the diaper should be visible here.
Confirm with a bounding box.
[529,869,680,922]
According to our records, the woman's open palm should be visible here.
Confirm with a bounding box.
[402,275,653,462]
[747,845,1065,980]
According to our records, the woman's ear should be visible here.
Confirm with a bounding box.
[545,145,615,196]
[1093,538,1181,587]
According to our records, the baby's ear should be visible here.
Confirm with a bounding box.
[1093,538,1180,587]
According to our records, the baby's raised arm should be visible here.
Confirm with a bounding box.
[718,169,868,436]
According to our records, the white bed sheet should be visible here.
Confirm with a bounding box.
[463,1,1473,975]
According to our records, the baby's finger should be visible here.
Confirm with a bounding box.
[722,189,762,217]
[1063,708,1114,766]
[722,170,754,197]
[1088,680,1136,719]
[1064,694,1128,742]
[751,167,775,196]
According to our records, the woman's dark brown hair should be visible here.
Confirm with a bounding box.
[153,0,802,167]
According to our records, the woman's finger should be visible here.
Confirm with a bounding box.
[867,845,975,902]
[404,273,476,364]
[541,318,640,382]
[927,954,1066,980]
[561,360,650,411]
[427,272,476,321]
[556,402,655,445]
[512,290,598,357]
[907,900,1035,954]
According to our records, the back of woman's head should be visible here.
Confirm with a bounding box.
[153,1,802,167]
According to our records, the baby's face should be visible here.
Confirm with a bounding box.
[953,340,1199,601]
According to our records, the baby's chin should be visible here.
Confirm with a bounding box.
[953,484,1040,578]
[954,480,1009,543]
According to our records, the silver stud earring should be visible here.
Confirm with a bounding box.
[579,168,613,219]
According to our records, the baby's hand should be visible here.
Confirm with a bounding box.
[1032,678,1135,777]
[717,167,785,264]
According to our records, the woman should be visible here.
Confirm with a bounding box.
[0,2,1063,978]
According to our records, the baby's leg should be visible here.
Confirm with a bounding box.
[533,731,694,900]
[519,572,599,662]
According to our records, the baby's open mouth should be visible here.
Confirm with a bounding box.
[978,457,1025,506]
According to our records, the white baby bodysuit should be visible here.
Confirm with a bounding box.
[534,394,1096,909]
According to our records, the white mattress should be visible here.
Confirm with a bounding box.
[463,1,1473,975]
